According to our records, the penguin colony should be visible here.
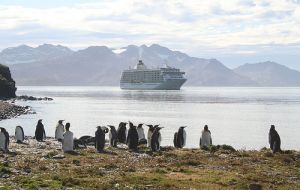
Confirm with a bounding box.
[0,121,283,154]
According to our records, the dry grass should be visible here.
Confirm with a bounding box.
[0,138,300,189]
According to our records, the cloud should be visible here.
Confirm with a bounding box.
[0,0,300,58]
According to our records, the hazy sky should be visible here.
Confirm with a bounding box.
[0,0,300,69]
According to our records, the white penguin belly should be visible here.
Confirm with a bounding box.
[137,128,145,140]
[201,132,211,146]
[147,131,153,147]
[55,125,64,140]
[63,132,74,152]
[183,130,186,147]
[15,127,24,141]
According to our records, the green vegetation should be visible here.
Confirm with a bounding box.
[1,144,300,189]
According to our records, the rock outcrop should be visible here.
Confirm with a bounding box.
[0,64,17,98]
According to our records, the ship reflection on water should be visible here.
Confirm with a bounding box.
[121,90,185,102]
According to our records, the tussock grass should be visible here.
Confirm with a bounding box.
[1,142,300,189]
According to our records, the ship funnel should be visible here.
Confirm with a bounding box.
[135,60,147,70]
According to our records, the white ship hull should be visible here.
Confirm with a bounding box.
[120,78,186,90]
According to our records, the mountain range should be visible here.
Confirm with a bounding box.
[1,44,300,86]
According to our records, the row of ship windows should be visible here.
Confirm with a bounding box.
[122,76,183,79]
[122,74,183,78]
[123,75,161,78]
[122,77,162,81]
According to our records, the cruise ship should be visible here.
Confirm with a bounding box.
[120,60,187,90]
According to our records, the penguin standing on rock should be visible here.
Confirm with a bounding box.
[95,126,106,153]
[0,127,9,152]
[147,124,160,147]
[174,126,187,148]
[108,125,118,147]
[200,125,212,148]
[62,123,74,152]
[127,121,139,150]
[151,127,163,152]
[35,119,46,142]
[137,123,147,145]
[15,125,25,143]
[269,125,281,153]
[117,122,127,144]
[55,120,65,142]
[147,125,155,147]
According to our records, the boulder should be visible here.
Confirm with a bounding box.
[249,183,262,190]
[0,64,16,98]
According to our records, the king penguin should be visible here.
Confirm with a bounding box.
[0,127,9,152]
[55,120,65,142]
[151,127,163,152]
[137,123,147,145]
[269,125,281,153]
[117,122,127,144]
[15,125,25,143]
[174,126,187,148]
[108,125,118,147]
[95,126,106,153]
[35,119,46,142]
[127,121,139,150]
[147,124,160,147]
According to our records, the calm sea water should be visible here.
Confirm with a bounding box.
[1,86,300,150]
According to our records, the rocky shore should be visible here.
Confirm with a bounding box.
[0,101,33,121]
[0,95,54,121]
[14,95,53,101]
[0,137,299,189]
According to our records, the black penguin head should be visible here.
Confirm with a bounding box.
[119,122,127,127]
[137,123,143,128]
[38,119,42,123]
[65,123,70,131]
[128,121,134,128]
[270,125,275,130]
[147,125,155,131]
[204,125,208,131]
[58,120,64,124]
[180,126,187,130]
[108,125,115,130]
